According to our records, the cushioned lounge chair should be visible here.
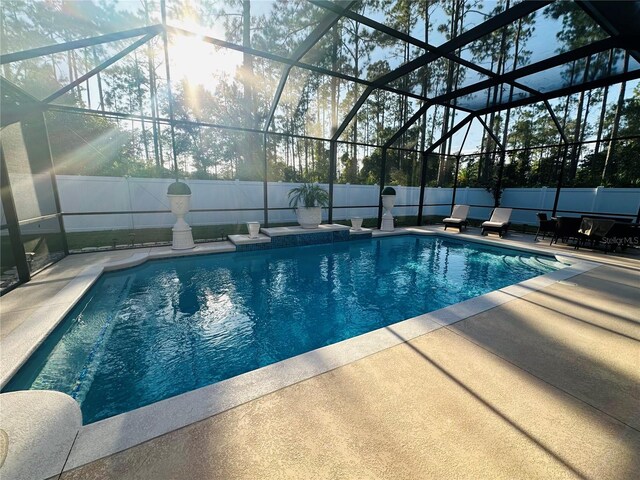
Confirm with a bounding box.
[443,205,470,232]
[481,208,512,237]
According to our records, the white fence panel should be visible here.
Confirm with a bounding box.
[589,187,640,217]
[333,183,380,220]
[556,188,600,214]
[55,175,640,232]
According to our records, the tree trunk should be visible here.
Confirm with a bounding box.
[567,56,591,182]
[499,16,523,187]
[594,50,614,155]
[242,0,253,125]
[602,51,629,182]
[142,0,161,167]
[134,51,150,164]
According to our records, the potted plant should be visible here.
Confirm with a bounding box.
[167,180,194,249]
[288,183,329,229]
[381,186,396,231]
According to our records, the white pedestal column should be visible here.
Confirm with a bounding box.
[168,194,195,250]
[381,195,396,232]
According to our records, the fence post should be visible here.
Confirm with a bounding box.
[590,186,603,214]
[539,186,547,212]
[345,183,350,221]
[126,176,134,230]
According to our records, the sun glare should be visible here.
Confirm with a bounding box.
[169,33,242,89]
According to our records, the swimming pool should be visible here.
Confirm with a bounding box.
[4,235,562,423]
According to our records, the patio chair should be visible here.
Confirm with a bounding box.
[549,216,582,246]
[604,222,640,252]
[534,212,556,241]
[443,205,470,232]
[481,208,512,237]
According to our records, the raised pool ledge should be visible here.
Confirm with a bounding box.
[230,224,376,251]
[261,224,350,236]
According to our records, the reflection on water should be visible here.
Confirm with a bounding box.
[4,236,561,423]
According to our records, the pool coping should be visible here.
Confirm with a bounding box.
[0,229,602,475]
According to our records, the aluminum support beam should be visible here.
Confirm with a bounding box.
[0,25,161,65]
[42,33,157,104]
[426,36,621,109]
[417,114,474,225]
[383,101,433,149]
[163,26,432,105]
[542,100,570,217]
[330,0,551,141]
[0,145,30,286]
[377,147,388,228]
[264,2,355,131]
[476,116,504,150]
[451,120,473,210]
[263,133,269,227]
[312,0,548,108]
[577,1,640,64]
[328,141,337,223]
[474,68,640,117]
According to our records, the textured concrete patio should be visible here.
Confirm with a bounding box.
[1,229,638,479]
[56,254,639,478]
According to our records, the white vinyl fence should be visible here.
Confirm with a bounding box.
[55,175,640,232]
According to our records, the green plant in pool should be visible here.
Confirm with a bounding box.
[288,183,329,209]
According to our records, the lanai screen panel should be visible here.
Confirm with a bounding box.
[300,18,426,81]
[268,66,352,139]
[0,1,155,54]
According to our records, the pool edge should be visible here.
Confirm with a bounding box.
[64,254,599,472]
[0,229,603,473]
[0,243,236,390]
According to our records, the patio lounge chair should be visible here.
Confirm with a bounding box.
[443,205,470,232]
[535,212,556,241]
[481,208,512,237]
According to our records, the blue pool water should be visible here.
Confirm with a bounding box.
[4,236,561,423]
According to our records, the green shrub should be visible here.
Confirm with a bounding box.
[287,183,329,208]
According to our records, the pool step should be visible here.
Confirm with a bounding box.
[501,255,559,272]
[70,275,134,403]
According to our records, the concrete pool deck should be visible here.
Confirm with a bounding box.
[1,227,639,479]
